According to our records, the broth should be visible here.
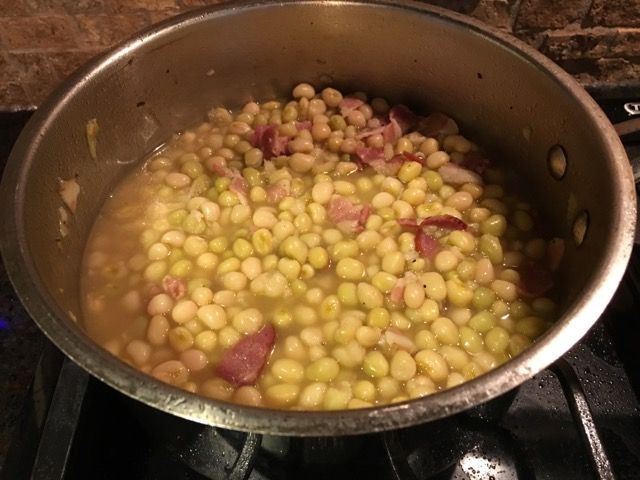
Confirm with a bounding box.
[81,84,561,410]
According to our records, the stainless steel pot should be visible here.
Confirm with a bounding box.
[0,0,635,436]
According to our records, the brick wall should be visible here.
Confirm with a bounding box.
[0,0,638,109]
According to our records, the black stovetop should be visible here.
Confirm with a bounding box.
[1,98,640,480]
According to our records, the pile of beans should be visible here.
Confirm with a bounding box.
[81,83,561,410]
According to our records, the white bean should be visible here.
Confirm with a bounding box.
[180,349,208,371]
[147,293,174,316]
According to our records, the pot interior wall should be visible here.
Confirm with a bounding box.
[5,0,628,430]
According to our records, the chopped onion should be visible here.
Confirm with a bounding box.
[58,177,80,213]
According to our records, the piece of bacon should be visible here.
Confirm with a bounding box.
[417,112,459,138]
[518,261,554,298]
[398,151,425,165]
[420,214,467,231]
[216,324,276,387]
[295,120,312,131]
[162,275,186,300]
[382,118,402,144]
[389,282,406,305]
[368,158,403,176]
[355,204,371,233]
[251,125,289,160]
[415,230,440,258]
[209,162,232,178]
[339,97,364,116]
[439,162,483,185]
[354,146,385,164]
[229,174,249,196]
[459,150,491,175]
[327,195,364,223]
[266,181,289,203]
[389,105,418,133]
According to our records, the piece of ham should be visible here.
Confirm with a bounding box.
[339,97,364,116]
[420,214,467,231]
[266,181,290,203]
[396,216,459,258]
[327,195,372,234]
[438,162,483,185]
[209,162,231,177]
[388,105,418,134]
[518,260,554,298]
[327,196,363,223]
[389,280,406,305]
[415,230,440,258]
[162,275,186,300]
[459,150,491,174]
[251,125,289,160]
[417,112,459,138]
[216,323,276,387]
[229,172,249,205]
[230,175,248,195]
[356,204,371,233]
[368,157,403,176]
[353,147,410,176]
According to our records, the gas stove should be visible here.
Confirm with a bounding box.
[0,96,639,480]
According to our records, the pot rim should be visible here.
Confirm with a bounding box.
[0,0,636,436]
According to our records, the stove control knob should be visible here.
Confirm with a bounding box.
[624,102,640,116]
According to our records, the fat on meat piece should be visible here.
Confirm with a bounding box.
[382,119,402,143]
[339,97,364,116]
[216,324,276,387]
[162,275,186,300]
[438,162,483,185]
[420,214,467,231]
